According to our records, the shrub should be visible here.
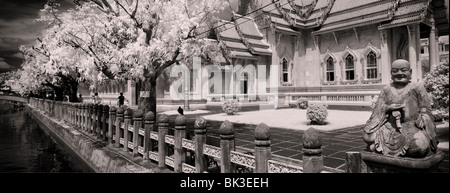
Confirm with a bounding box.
[296,97,309,109]
[423,61,449,122]
[222,100,241,115]
[306,103,328,124]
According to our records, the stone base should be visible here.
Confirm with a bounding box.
[361,150,445,173]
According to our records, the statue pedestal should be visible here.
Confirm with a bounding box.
[360,150,445,173]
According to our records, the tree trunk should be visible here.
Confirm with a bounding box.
[138,77,157,114]
[68,81,78,103]
[54,88,64,101]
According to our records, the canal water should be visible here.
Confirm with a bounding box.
[0,100,92,173]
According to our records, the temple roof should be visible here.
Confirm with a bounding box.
[252,0,448,36]
[215,13,272,62]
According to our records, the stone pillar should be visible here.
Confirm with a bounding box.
[174,115,187,173]
[143,111,155,161]
[115,107,125,148]
[92,104,98,134]
[82,103,87,131]
[133,109,143,157]
[407,24,420,82]
[380,29,393,84]
[429,18,438,68]
[102,105,109,141]
[108,106,117,144]
[127,80,136,106]
[123,108,132,152]
[88,104,93,133]
[158,114,170,168]
[194,117,207,173]
[302,127,324,173]
[345,151,367,173]
[254,123,271,173]
[76,103,81,128]
[219,120,235,173]
[97,104,103,138]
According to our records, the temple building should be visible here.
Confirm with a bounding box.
[83,0,449,110]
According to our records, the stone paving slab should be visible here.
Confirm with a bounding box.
[162,108,449,173]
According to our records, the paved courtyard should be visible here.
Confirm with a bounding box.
[162,108,449,173]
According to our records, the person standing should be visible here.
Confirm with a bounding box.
[78,94,83,103]
[93,92,102,104]
[118,92,125,107]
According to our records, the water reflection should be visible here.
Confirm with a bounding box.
[0,101,92,173]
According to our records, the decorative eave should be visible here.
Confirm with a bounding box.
[378,0,432,30]
[232,13,272,56]
[273,0,296,27]
[288,0,318,20]
[314,0,335,27]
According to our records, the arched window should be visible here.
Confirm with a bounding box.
[282,58,289,83]
[366,51,378,79]
[326,57,335,82]
[344,55,355,80]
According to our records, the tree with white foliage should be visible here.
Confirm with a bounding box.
[10,0,227,111]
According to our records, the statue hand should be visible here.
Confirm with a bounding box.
[415,115,425,129]
[388,104,405,111]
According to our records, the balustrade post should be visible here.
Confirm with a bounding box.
[255,123,271,173]
[302,127,324,173]
[69,103,75,125]
[88,104,94,133]
[132,109,143,157]
[78,103,82,128]
[83,103,88,131]
[174,115,187,173]
[158,114,169,168]
[123,108,132,152]
[345,151,366,173]
[115,107,125,148]
[78,103,84,130]
[194,117,207,173]
[97,104,103,138]
[143,111,155,161]
[92,104,98,134]
[67,102,71,124]
[219,120,235,173]
[76,103,80,127]
[108,106,117,144]
[102,105,109,141]
[40,98,43,111]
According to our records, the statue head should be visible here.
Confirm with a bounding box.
[391,59,411,85]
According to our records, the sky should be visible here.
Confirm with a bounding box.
[0,0,74,72]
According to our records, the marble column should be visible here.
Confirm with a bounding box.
[127,80,136,106]
[407,24,420,82]
[429,18,438,68]
[380,29,392,84]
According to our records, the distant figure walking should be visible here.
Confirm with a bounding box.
[118,92,125,107]
[177,106,184,115]
[93,92,102,104]
[78,94,83,103]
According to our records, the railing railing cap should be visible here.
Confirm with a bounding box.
[302,127,322,149]
[124,108,133,117]
[116,106,125,114]
[133,109,144,119]
[255,122,271,140]
[109,106,117,112]
[158,114,169,123]
[219,120,234,135]
[103,104,109,111]
[174,115,186,126]
[144,111,155,121]
[194,117,206,129]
